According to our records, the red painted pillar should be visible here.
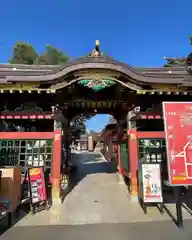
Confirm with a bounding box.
[128,129,139,201]
[103,136,106,158]
[52,129,62,204]
[112,143,114,153]
[103,132,108,160]
[106,134,110,161]
[108,134,112,161]
[117,143,123,175]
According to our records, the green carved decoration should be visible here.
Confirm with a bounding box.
[78,79,116,91]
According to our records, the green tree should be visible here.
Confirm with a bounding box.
[70,114,94,141]
[9,42,38,64]
[70,115,86,141]
[187,52,192,64]
[9,42,69,65]
[35,44,69,65]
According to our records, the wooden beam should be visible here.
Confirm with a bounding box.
[0,111,54,120]
[0,89,56,94]
[135,131,165,138]
[130,112,162,121]
[136,90,191,95]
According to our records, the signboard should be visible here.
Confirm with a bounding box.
[163,102,192,186]
[28,167,47,205]
[141,164,163,203]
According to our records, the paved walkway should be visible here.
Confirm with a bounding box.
[1,220,192,240]
[1,152,192,239]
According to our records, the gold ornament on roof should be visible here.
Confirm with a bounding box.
[91,40,101,57]
[95,40,99,46]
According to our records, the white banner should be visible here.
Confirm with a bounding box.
[142,164,163,203]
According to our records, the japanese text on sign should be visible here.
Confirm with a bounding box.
[28,167,47,204]
[142,164,163,202]
[163,102,192,186]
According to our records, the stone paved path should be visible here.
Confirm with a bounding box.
[1,152,192,239]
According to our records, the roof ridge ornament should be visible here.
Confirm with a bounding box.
[186,37,192,74]
[163,56,186,67]
[91,40,101,57]
[164,37,192,73]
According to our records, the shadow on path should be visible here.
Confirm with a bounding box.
[1,219,192,240]
[0,202,30,237]
[161,186,192,226]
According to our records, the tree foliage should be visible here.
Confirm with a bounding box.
[9,42,38,64]
[9,42,69,65]
[70,114,95,140]
[187,52,192,65]
[35,44,69,65]
[70,115,86,141]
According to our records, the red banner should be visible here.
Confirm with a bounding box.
[28,167,47,204]
[163,102,192,186]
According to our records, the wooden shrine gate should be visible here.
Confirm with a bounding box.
[0,130,62,202]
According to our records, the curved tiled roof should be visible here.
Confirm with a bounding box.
[0,56,191,85]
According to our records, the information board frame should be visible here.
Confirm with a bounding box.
[163,101,192,186]
[141,163,163,203]
[138,161,164,214]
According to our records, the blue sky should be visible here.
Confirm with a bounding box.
[1,0,192,131]
[86,115,112,132]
